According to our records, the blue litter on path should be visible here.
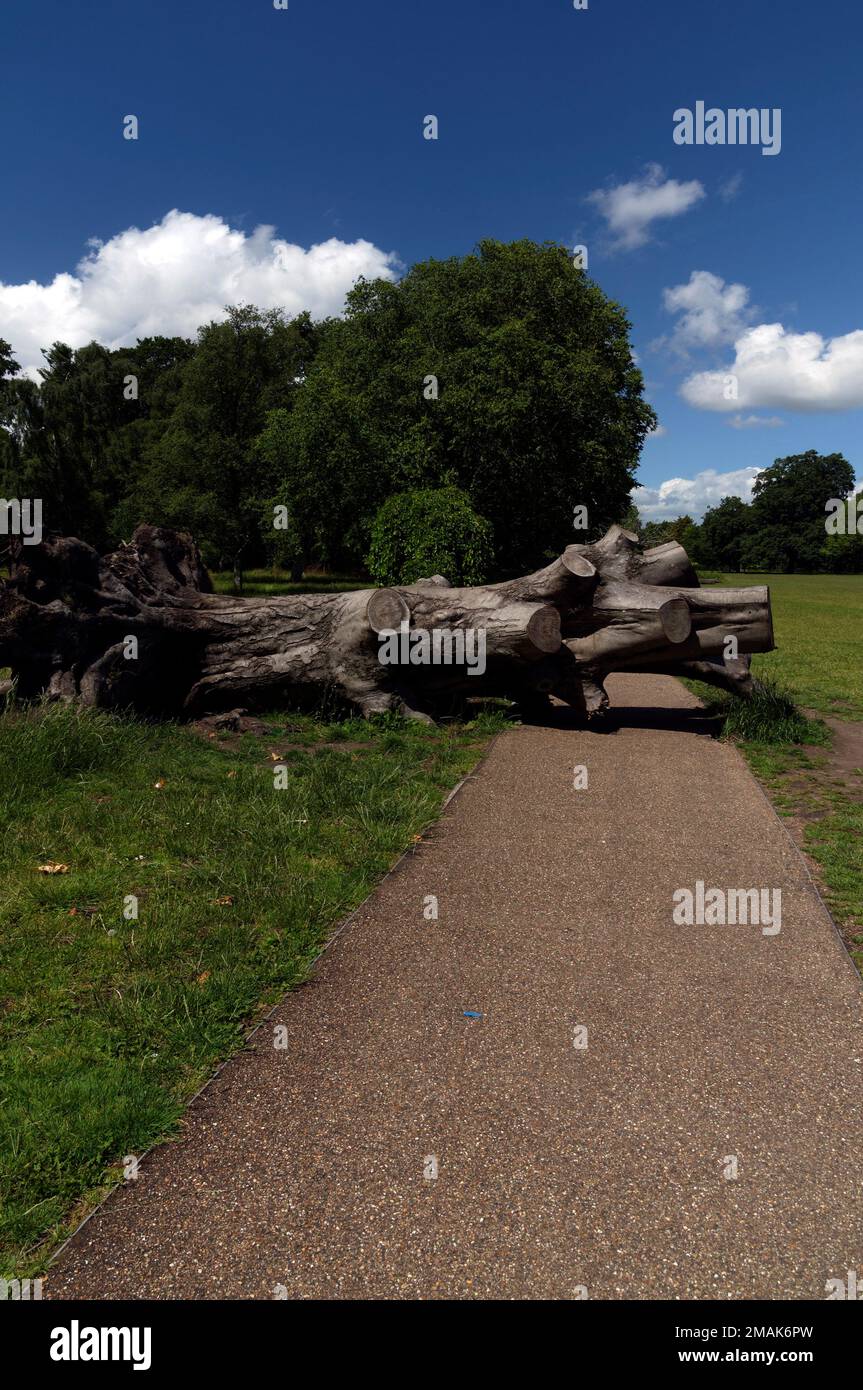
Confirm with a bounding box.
[463,1010,483,1019]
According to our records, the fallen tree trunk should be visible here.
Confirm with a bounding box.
[0,523,773,722]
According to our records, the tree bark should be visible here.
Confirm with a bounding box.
[0,523,773,723]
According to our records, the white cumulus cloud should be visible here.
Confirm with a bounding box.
[634,466,761,521]
[586,163,705,251]
[0,209,401,376]
[681,322,863,412]
[656,269,754,356]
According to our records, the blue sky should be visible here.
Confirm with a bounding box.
[2,0,861,516]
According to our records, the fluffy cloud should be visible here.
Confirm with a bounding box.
[0,210,401,375]
[681,322,863,412]
[633,466,761,521]
[656,270,753,355]
[586,163,705,251]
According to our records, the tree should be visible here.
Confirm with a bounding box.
[257,240,655,577]
[618,500,642,536]
[698,496,756,571]
[750,450,855,573]
[821,491,863,572]
[3,340,128,546]
[0,335,196,550]
[640,516,696,549]
[366,486,494,586]
[116,307,320,585]
[0,340,24,495]
[738,526,793,573]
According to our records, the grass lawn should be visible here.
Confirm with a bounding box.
[210,568,371,596]
[688,571,863,974]
[719,572,863,720]
[0,699,506,1276]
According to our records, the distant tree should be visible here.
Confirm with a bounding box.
[821,490,863,572]
[738,526,795,573]
[261,492,305,580]
[0,334,197,548]
[366,485,493,586]
[750,450,855,573]
[698,496,756,571]
[640,516,695,549]
[618,500,642,535]
[258,240,655,576]
[0,339,23,490]
[6,340,135,545]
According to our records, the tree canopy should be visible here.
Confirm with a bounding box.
[256,239,655,575]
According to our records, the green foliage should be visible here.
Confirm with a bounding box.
[617,500,642,535]
[115,307,319,578]
[750,450,855,572]
[260,493,305,577]
[696,495,754,571]
[640,515,696,548]
[1,337,194,549]
[693,455,861,575]
[366,486,493,586]
[738,525,793,573]
[257,240,655,575]
[0,310,320,569]
[821,493,863,572]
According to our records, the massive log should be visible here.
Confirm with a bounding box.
[0,523,773,723]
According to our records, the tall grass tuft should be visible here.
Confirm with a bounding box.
[688,675,828,746]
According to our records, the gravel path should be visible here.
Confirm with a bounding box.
[46,675,863,1300]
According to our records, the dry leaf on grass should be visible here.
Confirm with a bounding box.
[153,779,166,789]
[38,862,69,875]
[196,971,210,985]
[213,896,234,906]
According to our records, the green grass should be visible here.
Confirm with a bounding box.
[725,732,863,974]
[210,568,371,596]
[805,802,863,969]
[687,571,863,970]
[685,675,829,746]
[0,700,506,1276]
[719,572,863,719]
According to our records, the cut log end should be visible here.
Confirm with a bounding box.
[526,605,562,654]
[659,596,692,644]
[366,588,410,633]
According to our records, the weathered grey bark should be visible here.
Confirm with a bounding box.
[0,523,773,722]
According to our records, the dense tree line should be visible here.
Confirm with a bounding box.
[0,240,654,584]
[2,241,858,583]
[637,451,863,574]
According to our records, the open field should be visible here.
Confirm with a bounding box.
[719,572,863,720]
[0,700,504,1275]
